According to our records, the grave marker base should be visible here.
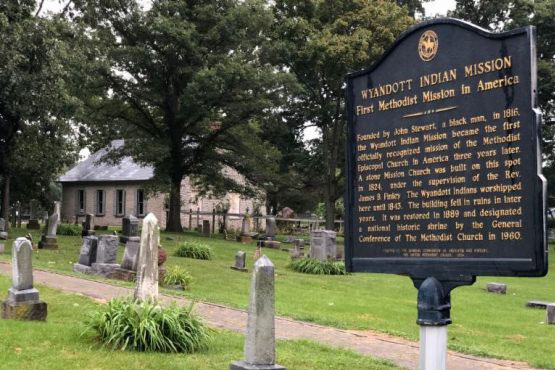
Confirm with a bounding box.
[2,299,47,321]
[229,361,285,370]
[230,266,248,272]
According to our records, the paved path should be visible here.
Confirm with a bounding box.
[0,262,533,370]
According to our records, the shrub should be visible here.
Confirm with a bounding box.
[163,265,193,290]
[289,258,347,275]
[175,241,213,260]
[84,298,211,353]
[57,224,81,236]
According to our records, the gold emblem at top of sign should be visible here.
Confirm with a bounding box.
[418,30,438,61]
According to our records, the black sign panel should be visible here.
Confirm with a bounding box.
[345,19,547,279]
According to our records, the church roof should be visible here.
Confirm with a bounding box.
[58,140,154,183]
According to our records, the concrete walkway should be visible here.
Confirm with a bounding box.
[0,262,533,370]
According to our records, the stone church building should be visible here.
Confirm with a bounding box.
[58,140,263,230]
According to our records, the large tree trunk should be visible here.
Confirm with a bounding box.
[1,175,10,230]
[166,176,183,232]
[324,187,336,230]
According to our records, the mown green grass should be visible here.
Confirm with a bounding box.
[1,226,555,368]
[0,276,395,370]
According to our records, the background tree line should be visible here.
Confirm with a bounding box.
[2,0,555,232]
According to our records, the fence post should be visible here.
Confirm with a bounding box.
[212,209,216,234]
[188,209,192,230]
[196,208,200,230]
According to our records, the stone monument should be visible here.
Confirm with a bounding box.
[81,214,96,237]
[0,218,7,240]
[91,235,120,276]
[112,237,141,281]
[229,256,285,370]
[2,238,47,321]
[310,230,336,261]
[231,251,248,272]
[134,213,159,301]
[547,304,555,325]
[265,216,277,240]
[120,214,139,243]
[73,236,98,274]
[203,220,210,236]
[237,215,257,243]
[38,203,60,249]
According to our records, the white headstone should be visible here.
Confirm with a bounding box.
[12,238,34,291]
[134,213,159,301]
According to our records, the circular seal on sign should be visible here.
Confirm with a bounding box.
[418,30,438,62]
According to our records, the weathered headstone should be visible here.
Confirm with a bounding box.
[547,304,555,325]
[486,282,507,294]
[265,216,277,239]
[310,230,336,261]
[120,214,139,243]
[290,240,304,259]
[81,213,96,237]
[134,213,159,301]
[73,236,98,274]
[27,219,40,230]
[238,215,257,243]
[92,235,120,277]
[112,237,140,281]
[2,238,47,321]
[231,251,248,272]
[526,301,552,309]
[229,256,285,370]
[203,220,210,236]
[39,203,60,249]
[0,217,6,240]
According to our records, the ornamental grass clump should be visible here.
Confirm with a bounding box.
[57,224,81,236]
[84,298,211,353]
[163,265,193,290]
[175,241,213,260]
[289,258,347,275]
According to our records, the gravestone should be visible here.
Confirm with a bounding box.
[231,251,248,272]
[2,238,47,321]
[290,240,304,259]
[38,203,60,249]
[547,304,555,325]
[73,236,98,274]
[0,218,6,240]
[229,256,285,370]
[203,220,210,236]
[112,237,140,281]
[134,213,159,301]
[120,214,139,243]
[265,216,277,239]
[486,282,507,294]
[81,214,96,237]
[91,235,119,277]
[310,230,336,261]
[238,216,257,243]
[27,219,40,230]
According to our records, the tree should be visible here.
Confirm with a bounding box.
[267,0,413,228]
[0,1,78,228]
[70,0,288,232]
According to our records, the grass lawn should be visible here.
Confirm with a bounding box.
[1,226,555,368]
[0,276,395,370]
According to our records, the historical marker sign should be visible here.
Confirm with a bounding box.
[345,19,547,279]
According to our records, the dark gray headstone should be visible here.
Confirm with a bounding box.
[121,237,140,271]
[265,216,277,238]
[96,235,119,264]
[121,214,139,243]
[547,304,555,325]
[78,236,98,266]
[202,220,210,236]
[235,251,246,269]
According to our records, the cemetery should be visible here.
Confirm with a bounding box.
[2,1,555,370]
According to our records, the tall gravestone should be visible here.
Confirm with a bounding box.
[27,201,40,230]
[265,216,277,239]
[112,236,140,281]
[120,214,139,243]
[230,256,285,370]
[73,236,98,274]
[39,202,60,249]
[2,238,47,321]
[0,218,7,240]
[202,220,211,236]
[238,215,256,243]
[134,213,159,301]
[91,235,120,277]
